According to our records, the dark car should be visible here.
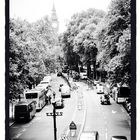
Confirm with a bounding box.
[73,72,80,81]
[111,136,127,140]
[57,72,62,77]
[100,94,110,105]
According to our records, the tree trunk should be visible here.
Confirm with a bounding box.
[87,60,91,78]
[93,60,96,80]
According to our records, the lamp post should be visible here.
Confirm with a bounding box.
[46,95,63,140]
[52,101,57,140]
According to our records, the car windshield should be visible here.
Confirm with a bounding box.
[41,82,49,84]
[26,93,38,99]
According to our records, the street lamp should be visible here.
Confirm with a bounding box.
[69,121,77,137]
[52,101,57,140]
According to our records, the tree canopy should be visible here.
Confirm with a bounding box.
[9,17,63,99]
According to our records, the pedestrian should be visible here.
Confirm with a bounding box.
[59,84,63,92]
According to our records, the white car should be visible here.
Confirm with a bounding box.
[80,72,87,80]
[80,131,99,140]
[96,84,104,94]
[61,85,71,98]
[35,84,46,90]
[43,76,52,82]
[37,80,50,90]
[54,97,64,108]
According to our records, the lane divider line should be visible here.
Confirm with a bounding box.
[105,132,108,140]
[77,88,87,140]
[15,133,22,138]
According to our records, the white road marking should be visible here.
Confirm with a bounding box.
[121,107,125,112]
[12,126,18,129]
[15,133,22,138]
[24,124,31,128]
[35,117,41,120]
[112,110,117,114]
[105,132,108,140]
[21,128,26,132]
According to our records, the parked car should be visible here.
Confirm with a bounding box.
[43,75,52,82]
[54,97,64,109]
[80,72,87,80]
[57,71,62,76]
[124,98,131,115]
[111,136,127,140]
[100,94,110,105]
[73,72,80,81]
[94,80,99,86]
[80,131,99,140]
[96,84,104,94]
[60,85,71,98]
[39,80,50,89]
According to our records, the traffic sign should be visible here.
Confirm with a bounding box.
[46,112,63,116]
[69,121,77,130]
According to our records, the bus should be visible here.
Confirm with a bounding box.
[14,100,36,122]
[114,87,130,103]
[24,88,47,110]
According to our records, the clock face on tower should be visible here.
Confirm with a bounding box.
[52,22,58,28]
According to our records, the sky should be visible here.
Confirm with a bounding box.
[10,0,112,33]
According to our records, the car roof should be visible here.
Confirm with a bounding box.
[43,76,52,80]
[80,131,98,140]
[15,100,35,106]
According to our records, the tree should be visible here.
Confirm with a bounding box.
[9,16,62,99]
[60,8,105,79]
[95,0,131,86]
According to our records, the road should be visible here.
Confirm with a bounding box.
[77,82,131,140]
[9,75,78,140]
[9,76,131,140]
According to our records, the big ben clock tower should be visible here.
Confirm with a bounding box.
[51,2,59,33]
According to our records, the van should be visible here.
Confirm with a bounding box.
[14,100,36,122]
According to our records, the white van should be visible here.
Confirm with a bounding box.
[61,85,71,98]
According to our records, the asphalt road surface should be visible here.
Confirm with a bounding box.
[77,82,130,140]
[9,76,130,140]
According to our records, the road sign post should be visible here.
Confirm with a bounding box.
[46,99,63,140]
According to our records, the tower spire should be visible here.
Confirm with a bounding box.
[51,0,59,33]
[52,1,56,12]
